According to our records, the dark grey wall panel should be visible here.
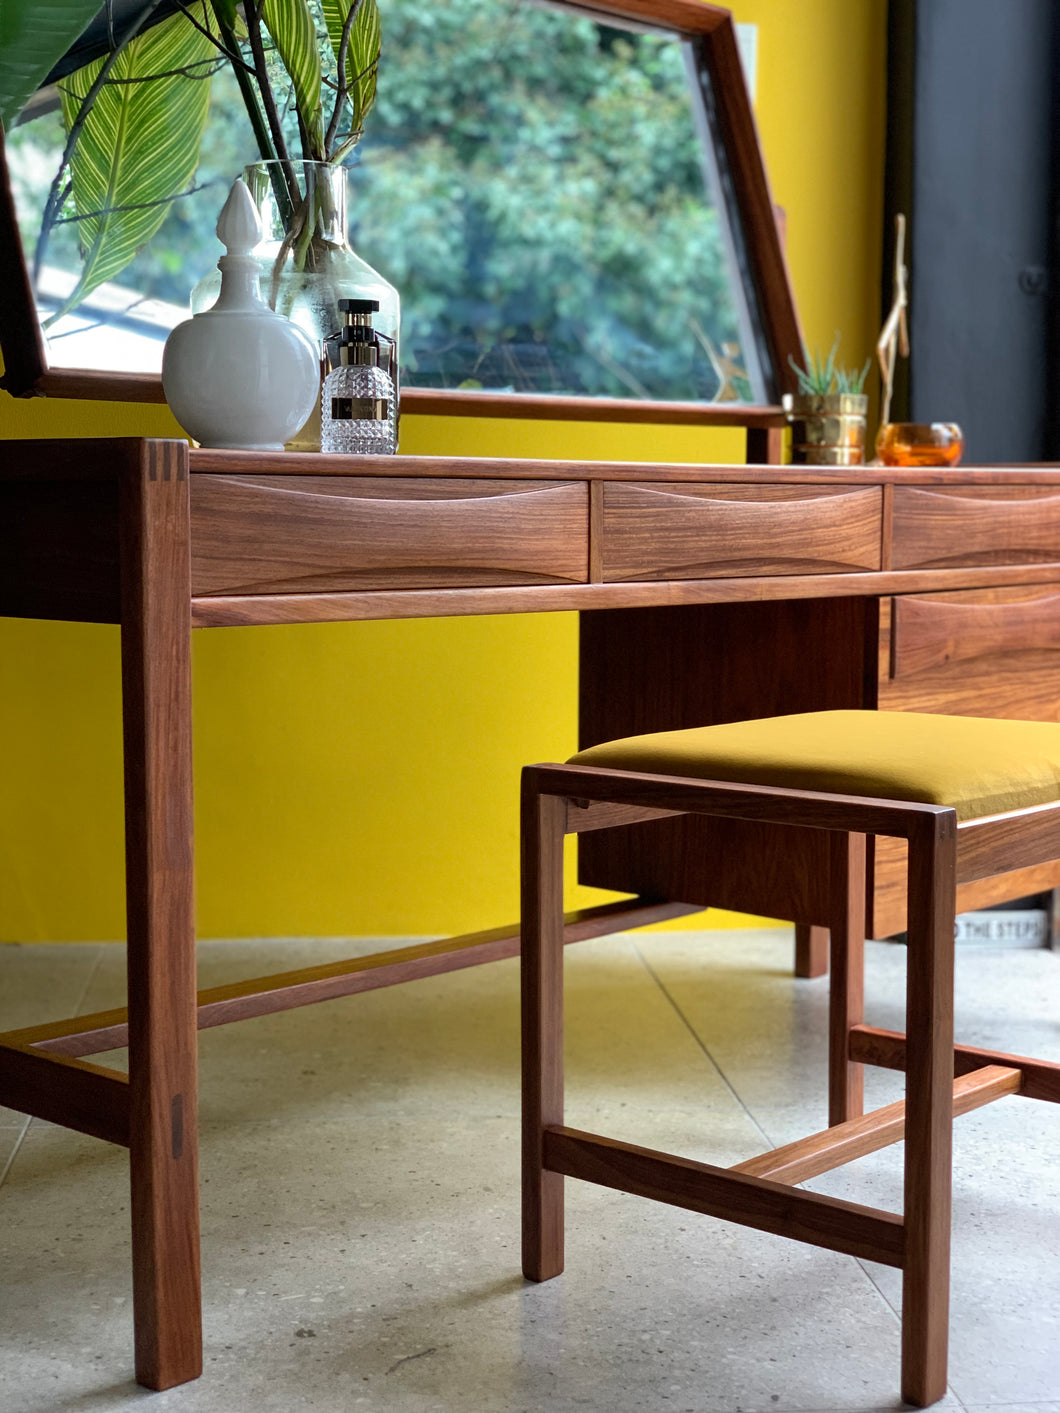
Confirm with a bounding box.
[893,0,1058,462]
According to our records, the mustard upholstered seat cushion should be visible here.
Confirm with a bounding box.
[569,711,1060,822]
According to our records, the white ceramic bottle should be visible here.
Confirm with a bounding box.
[320,298,396,455]
[162,180,319,450]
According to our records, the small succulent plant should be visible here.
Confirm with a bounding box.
[789,337,871,396]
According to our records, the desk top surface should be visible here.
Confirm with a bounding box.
[6,437,1060,485]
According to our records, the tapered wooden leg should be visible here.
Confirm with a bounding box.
[828,833,866,1125]
[120,441,202,1390]
[521,775,567,1282]
[795,924,829,978]
[901,814,957,1407]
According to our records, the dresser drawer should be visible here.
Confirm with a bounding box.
[871,582,1060,936]
[190,475,589,595]
[877,584,1060,719]
[597,482,882,581]
[891,485,1060,569]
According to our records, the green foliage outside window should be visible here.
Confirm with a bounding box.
[353,0,745,398]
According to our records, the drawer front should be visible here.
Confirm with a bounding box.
[872,581,1060,935]
[877,585,1060,719]
[599,482,882,581]
[871,836,1060,940]
[190,475,589,595]
[891,485,1060,569]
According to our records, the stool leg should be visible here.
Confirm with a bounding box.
[521,782,567,1282]
[828,832,866,1125]
[901,815,957,1407]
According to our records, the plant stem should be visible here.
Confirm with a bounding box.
[176,1,254,72]
[244,0,302,209]
[209,2,295,227]
[324,0,365,157]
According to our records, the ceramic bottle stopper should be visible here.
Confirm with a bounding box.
[162,179,319,450]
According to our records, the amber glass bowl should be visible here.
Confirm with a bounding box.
[875,422,964,467]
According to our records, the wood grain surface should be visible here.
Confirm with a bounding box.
[732,1065,1019,1186]
[119,440,202,1390]
[0,1042,130,1145]
[848,1025,1060,1105]
[190,475,588,594]
[871,838,1060,940]
[900,813,956,1407]
[694,13,802,392]
[2,900,696,1059]
[892,485,1060,569]
[829,832,866,1124]
[795,924,829,978]
[890,587,1060,678]
[521,787,568,1283]
[543,1126,905,1266]
[599,483,882,581]
[185,448,1060,484]
[956,800,1060,884]
[879,586,1060,721]
[564,0,729,33]
[191,563,1060,628]
[873,584,1060,934]
[578,598,877,919]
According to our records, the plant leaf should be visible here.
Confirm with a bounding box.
[0,0,103,129]
[322,0,380,142]
[261,0,324,160]
[53,6,215,321]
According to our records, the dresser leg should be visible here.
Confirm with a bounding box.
[795,923,829,978]
[120,442,202,1390]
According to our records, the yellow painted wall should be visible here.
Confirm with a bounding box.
[0,0,886,942]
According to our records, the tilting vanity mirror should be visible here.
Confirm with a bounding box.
[0,0,800,422]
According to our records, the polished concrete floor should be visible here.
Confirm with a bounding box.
[1,929,1058,1413]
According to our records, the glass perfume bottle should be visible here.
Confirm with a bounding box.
[321,299,396,455]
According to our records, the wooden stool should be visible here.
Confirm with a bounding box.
[520,710,1060,1407]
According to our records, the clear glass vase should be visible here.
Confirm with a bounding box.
[192,159,399,451]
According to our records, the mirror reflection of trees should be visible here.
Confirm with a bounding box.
[356,0,746,399]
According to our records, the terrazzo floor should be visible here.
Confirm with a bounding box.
[1,929,1057,1413]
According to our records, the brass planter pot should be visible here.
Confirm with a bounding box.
[784,392,868,466]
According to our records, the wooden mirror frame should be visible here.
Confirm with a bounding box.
[0,0,801,426]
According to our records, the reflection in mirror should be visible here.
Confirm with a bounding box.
[2,0,798,416]
[350,0,765,402]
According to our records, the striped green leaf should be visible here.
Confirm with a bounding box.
[322,0,380,150]
[53,6,215,321]
[0,0,103,129]
[261,0,324,160]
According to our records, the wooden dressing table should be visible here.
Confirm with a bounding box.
[4,435,1060,1386]
[2,0,1056,1384]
